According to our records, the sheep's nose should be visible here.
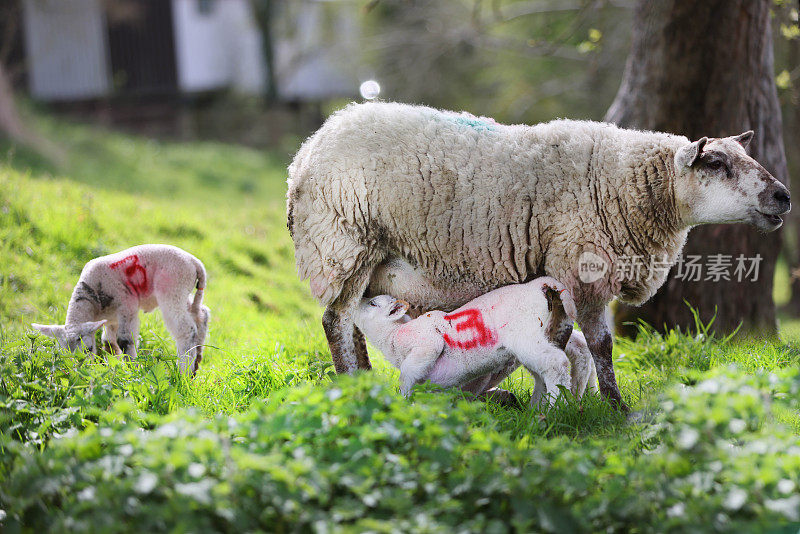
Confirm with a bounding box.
[774,188,791,213]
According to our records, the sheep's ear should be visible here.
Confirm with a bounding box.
[733,130,754,149]
[675,137,708,169]
[76,320,107,336]
[32,323,66,342]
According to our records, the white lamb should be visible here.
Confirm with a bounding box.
[32,244,210,376]
[354,277,598,405]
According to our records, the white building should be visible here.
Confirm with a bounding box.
[21,0,362,102]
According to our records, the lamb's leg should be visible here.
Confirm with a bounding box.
[398,346,441,397]
[506,341,571,407]
[192,305,210,375]
[101,323,121,354]
[116,311,140,361]
[468,358,523,408]
[160,302,199,375]
[578,308,627,411]
[529,372,546,406]
[322,264,374,374]
[563,332,596,399]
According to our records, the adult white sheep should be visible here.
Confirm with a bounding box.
[354,277,598,405]
[32,244,210,375]
[287,101,790,410]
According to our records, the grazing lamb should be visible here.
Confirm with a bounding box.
[354,277,597,405]
[287,101,790,410]
[32,244,209,375]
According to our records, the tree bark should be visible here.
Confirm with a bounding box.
[605,0,789,337]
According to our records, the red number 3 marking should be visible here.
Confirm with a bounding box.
[443,309,497,350]
[110,255,149,297]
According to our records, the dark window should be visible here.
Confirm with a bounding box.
[197,0,215,15]
[107,0,178,95]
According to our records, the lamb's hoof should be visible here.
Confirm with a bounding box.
[478,388,522,409]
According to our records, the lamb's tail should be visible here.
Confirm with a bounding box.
[539,276,577,321]
[190,256,207,316]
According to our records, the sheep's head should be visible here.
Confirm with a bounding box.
[674,131,790,232]
[32,320,106,353]
[356,295,410,326]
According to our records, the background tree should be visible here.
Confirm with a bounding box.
[606,0,789,337]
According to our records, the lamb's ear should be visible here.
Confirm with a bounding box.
[32,323,67,344]
[76,319,107,336]
[733,130,754,149]
[675,137,708,169]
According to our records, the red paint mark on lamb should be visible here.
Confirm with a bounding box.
[443,309,497,350]
[110,254,149,297]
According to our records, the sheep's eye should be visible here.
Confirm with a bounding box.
[369,299,378,307]
[706,159,724,171]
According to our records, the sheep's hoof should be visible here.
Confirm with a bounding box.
[478,388,522,409]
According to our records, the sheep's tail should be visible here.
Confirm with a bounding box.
[190,256,207,316]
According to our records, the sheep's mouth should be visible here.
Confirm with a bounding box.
[756,210,783,227]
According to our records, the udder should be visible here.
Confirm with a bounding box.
[366,258,493,313]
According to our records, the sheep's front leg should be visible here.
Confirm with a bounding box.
[578,308,627,411]
[322,264,374,374]
[353,325,371,371]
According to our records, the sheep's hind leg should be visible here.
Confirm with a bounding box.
[322,263,375,374]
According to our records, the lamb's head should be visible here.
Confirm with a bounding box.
[674,131,790,232]
[355,295,410,329]
[32,320,106,352]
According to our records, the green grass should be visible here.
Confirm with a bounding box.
[1,117,800,531]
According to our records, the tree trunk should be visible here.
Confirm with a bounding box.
[605,0,789,338]
[785,32,800,316]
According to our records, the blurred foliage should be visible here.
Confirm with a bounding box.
[2,370,800,532]
[360,0,633,124]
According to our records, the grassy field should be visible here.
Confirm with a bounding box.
[1,117,800,531]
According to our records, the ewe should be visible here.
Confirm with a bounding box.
[287,102,790,410]
[33,244,209,375]
[355,277,597,405]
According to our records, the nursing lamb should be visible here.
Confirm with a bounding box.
[32,244,209,376]
[287,101,790,410]
[355,277,598,405]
